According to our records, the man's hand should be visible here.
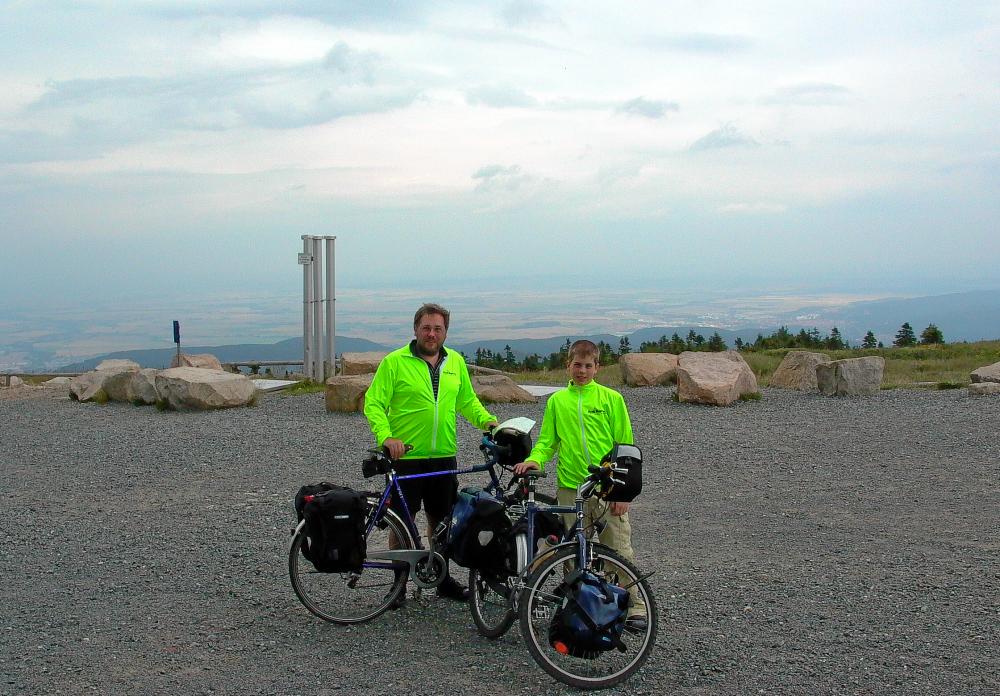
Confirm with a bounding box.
[484,420,499,432]
[609,501,630,517]
[383,437,407,460]
[512,461,539,476]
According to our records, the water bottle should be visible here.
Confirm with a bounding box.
[536,534,559,554]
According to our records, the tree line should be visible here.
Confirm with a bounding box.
[468,322,946,372]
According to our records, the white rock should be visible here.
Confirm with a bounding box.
[970,361,1000,384]
[619,353,678,387]
[69,371,112,402]
[340,352,389,375]
[325,374,374,413]
[126,368,160,405]
[96,359,140,371]
[968,382,1000,396]
[816,357,885,396]
[170,353,223,370]
[770,351,831,391]
[472,374,537,404]
[676,351,759,406]
[154,367,256,411]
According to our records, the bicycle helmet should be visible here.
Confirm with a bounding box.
[492,427,533,467]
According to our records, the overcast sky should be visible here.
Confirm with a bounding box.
[1,1,998,311]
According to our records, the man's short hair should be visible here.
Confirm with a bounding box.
[413,303,450,331]
[568,339,599,363]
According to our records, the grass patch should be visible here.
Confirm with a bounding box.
[155,398,171,411]
[92,389,109,405]
[739,391,762,401]
[282,379,326,396]
[936,381,965,390]
[744,341,1000,389]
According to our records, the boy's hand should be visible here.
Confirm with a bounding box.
[609,501,630,516]
[513,461,539,476]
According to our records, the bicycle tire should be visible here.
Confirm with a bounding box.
[517,544,658,690]
[289,494,415,624]
[468,532,529,638]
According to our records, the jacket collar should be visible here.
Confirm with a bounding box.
[566,379,597,392]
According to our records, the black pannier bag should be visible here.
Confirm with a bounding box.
[512,508,564,551]
[548,569,629,660]
[294,483,368,573]
[447,487,512,572]
[598,443,643,503]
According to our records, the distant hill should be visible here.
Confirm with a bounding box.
[58,336,388,371]
[779,290,1000,345]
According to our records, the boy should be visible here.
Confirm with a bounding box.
[513,339,646,626]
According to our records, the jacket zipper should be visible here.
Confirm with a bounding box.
[576,388,592,468]
[430,354,447,452]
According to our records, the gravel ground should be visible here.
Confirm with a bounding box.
[1,385,998,695]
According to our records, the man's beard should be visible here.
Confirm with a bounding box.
[416,340,440,357]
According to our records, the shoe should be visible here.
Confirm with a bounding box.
[386,586,407,610]
[436,575,470,601]
[624,615,648,632]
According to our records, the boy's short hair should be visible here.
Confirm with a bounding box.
[413,303,450,330]
[567,339,599,363]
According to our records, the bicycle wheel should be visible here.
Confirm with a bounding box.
[517,544,658,690]
[468,532,529,638]
[289,495,415,624]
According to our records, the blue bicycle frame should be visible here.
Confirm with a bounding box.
[362,458,505,572]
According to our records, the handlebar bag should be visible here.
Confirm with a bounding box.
[297,484,368,573]
[599,443,643,503]
[548,570,629,659]
[447,487,511,571]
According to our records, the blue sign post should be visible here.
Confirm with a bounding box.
[173,320,181,366]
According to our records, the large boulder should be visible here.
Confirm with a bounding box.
[96,359,140,371]
[816,357,885,396]
[340,352,389,375]
[968,382,1000,396]
[69,363,139,402]
[126,368,160,405]
[170,353,223,371]
[970,361,1000,384]
[103,371,138,402]
[154,367,256,410]
[770,351,831,391]
[619,353,678,387]
[676,351,759,406]
[472,374,537,404]
[325,374,374,412]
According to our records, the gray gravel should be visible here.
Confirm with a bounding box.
[1,386,998,695]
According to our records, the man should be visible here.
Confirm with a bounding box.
[364,303,497,603]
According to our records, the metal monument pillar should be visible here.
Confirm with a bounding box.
[299,235,337,382]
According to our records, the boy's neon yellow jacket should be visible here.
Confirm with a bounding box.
[526,380,634,489]
[363,343,496,459]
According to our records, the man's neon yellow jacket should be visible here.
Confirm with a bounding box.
[526,380,634,489]
[364,344,496,459]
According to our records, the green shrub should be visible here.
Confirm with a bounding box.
[739,391,762,401]
[92,390,109,405]
[155,398,171,412]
